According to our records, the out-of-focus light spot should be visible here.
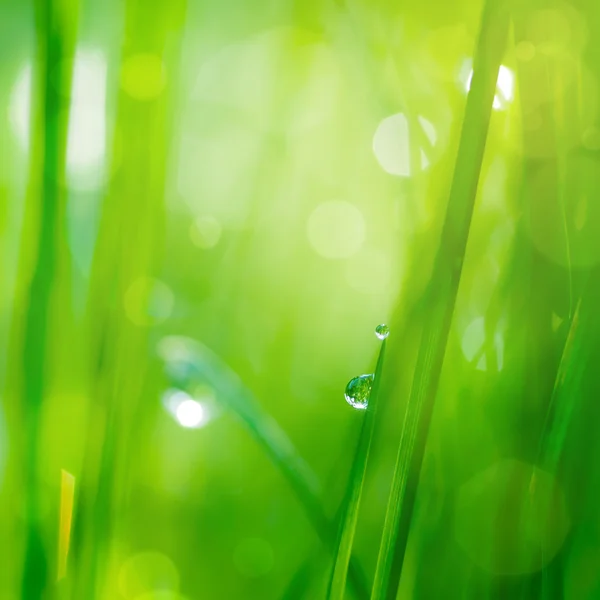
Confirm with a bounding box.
[8,50,107,189]
[582,127,600,151]
[57,470,75,581]
[515,41,536,62]
[192,28,341,136]
[464,63,515,111]
[176,130,261,228]
[454,459,570,575]
[121,53,166,101]
[307,201,365,259]
[124,277,174,327]
[8,64,31,148]
[176,398,205,429]
[68,49,107,190]
[162,389,210,429]
[372,113,437,177]
[119,552,179,600]
[461,317,504,371]
[233,537,274,578]
[157,337,192,365]
[344,248,392,295]
[190,216,222,249]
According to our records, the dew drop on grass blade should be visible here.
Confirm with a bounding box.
[370,1,510,597]
[327,327,388,600]
[158,335,371,599]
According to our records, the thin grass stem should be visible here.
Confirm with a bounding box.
[370,1,510,598]
[327,340,387,600]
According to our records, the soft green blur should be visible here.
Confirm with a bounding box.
[1,0,600,598]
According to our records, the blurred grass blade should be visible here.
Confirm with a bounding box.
[12,0,79,597]
[158,336,369,599]
[539,273,600,600]
[370,2,509,599]
[70,2,186,597]
[327,340,387,600]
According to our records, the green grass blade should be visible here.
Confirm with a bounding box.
[327,340,387,600]
[537,299,582,469]
[14,1,79,596]
[70,3,186,597]
[370,2,510,599]
[158,335,370,599]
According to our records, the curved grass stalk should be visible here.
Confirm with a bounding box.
[370,2,510,598]
[158,336,370,599]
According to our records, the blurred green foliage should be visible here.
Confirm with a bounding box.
[1,0,600,598]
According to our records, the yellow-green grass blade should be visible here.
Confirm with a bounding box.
[371,1,509,598]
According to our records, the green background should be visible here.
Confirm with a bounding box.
[1,0,600,598]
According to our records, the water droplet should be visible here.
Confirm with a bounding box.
[344,374,374,410]
[375,323,390,340]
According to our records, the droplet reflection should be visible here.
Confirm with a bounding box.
[375,323,390,340]
[344,374,374,410]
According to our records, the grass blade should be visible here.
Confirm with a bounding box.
[371,2,510,598]
[70,3,186,597]
[57,469,76,581]
[158,335,370,599]
[327,340,387,599]
[12,1,79,596]
[536,299,582,470]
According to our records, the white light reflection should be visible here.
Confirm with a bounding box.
[8,64,31,147]
[162,388,208,429]
[68,50,107,187]
[464,62,515,111]
[373,113,437,177]
[8,49,107,189]
[176,399,205,428]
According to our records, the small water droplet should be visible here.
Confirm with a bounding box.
[375,324,390,340]
[344,374,374,410]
